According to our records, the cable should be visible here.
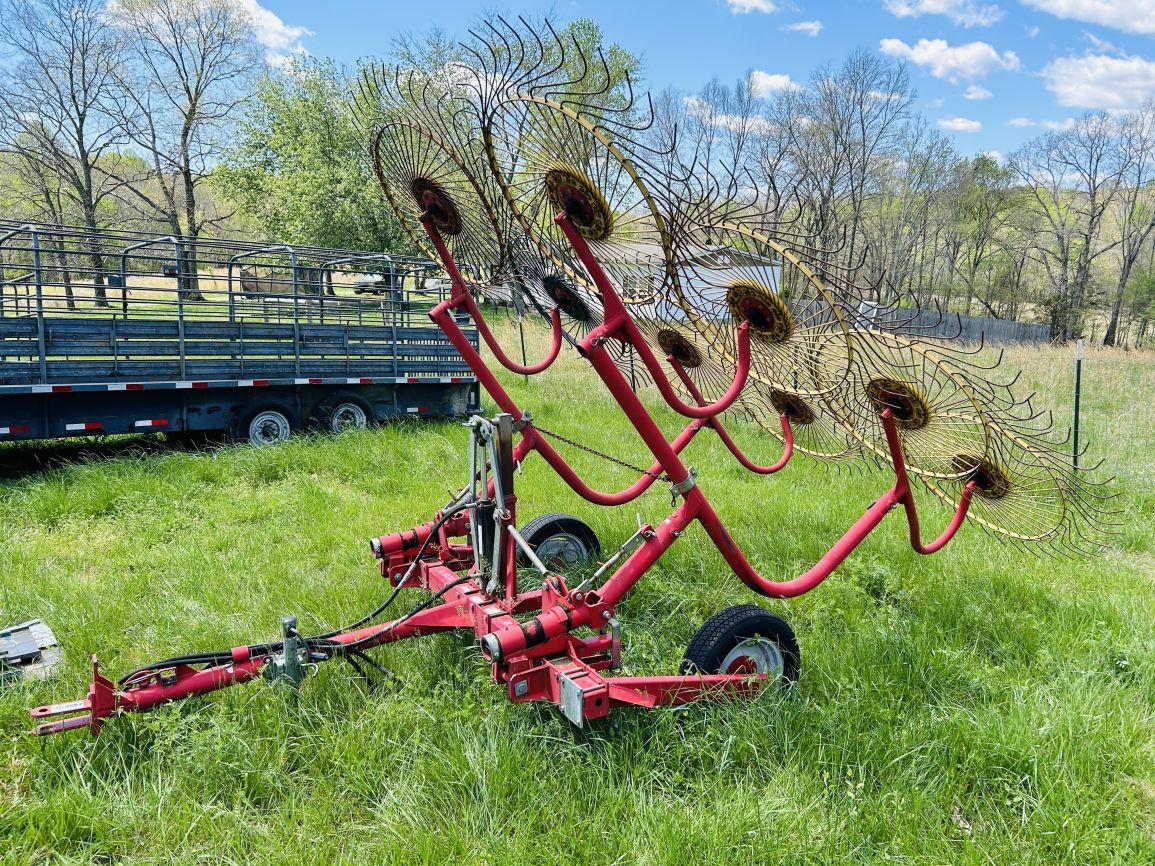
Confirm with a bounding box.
[315,575,475,655]
[117,501,475,688]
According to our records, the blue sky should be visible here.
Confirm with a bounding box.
[249,0,1155,158]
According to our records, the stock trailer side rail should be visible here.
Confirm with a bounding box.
[0,222,480,442]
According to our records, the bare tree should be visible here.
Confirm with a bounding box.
[0,150,79,307]
[0,0,128,306]
[1103,101,1155,346]
[111,0,261,300]
[1010,114,1129,340]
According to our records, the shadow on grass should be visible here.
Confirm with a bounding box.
[0,432,232,481]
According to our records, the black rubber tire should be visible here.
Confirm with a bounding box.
[516,513,601,568]
[316,393,373,433]
[680,604,800,685]
[235,402,297,445]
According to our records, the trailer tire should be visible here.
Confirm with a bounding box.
[516,513,601,569]
[236,403,296,446]
[317,394,373,433]
[680,604,799,686]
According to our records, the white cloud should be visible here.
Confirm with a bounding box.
[964,84,993,99]
[1008,116,1036,126]
[231,0,311,65]
[879,38,1020,82]
[883,0,1004,27]
[1084,32,1122,53]
[1042,117,1076,130]
[983,149,1004,163]
[683,95,776,134]
[749,69,803,97]
[1026,24,1041,37]
[1021,0,1155,36]
[781,20,823,36]
[726,0,778,12]
[1042,52,1155,111]
[938,116,983,132]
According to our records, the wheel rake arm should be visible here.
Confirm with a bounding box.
[423,212,565,376]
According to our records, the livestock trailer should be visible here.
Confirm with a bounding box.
[0,222,479,444]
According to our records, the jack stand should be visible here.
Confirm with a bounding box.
[263,616,307,689]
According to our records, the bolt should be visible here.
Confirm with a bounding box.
[602,610,612,621]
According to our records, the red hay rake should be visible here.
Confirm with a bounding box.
[31,17,1115,736]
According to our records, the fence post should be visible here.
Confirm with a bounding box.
[1072,338,1083,470]
[290,250,301,375]
[175,240,187,379]
[32,229,47,382]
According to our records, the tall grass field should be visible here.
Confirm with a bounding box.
[1,326,1152,864]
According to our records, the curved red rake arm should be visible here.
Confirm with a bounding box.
[553,213,751,420]
[422,213,564,375]
[666,354,793,475]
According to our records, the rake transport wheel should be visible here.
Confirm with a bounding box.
[516,513,601,569]
[681,604,800,686]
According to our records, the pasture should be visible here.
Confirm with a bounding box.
[1,328,1152,865]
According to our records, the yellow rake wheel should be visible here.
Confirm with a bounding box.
[669,222,855,402]
[921,421,1071,547]
[482,93,677,307]
[831,330,992,481]
[372,119,508,284]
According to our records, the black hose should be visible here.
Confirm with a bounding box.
[117,501,474,687]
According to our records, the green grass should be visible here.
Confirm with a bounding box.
[1,330,1153,865]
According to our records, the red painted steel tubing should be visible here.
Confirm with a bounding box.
[668,355,793,474]
[460,290,564,375]
[430,298,681,506]
[555,212,751,420]
[618,314,752,419]
[114,658,267,712]
[712,415,793,474]
[901,482,975,554]
[421,212,564,375]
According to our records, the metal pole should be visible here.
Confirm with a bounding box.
[1073,338,1083,470]
[32,230,47,382]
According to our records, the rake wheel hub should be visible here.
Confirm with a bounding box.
[726,280,794,344]
[657,329,704,369]
[865,378,931,430]
[544,165,613,241]
[541,274,593,323]
[411,177,463,236]
[768,390,817,426]
[952,454,1013,499]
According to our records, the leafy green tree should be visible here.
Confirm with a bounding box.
[216,58,408,252]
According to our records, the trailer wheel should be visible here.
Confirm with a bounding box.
[516,513,601,569]
[237,404,295,446]
[680,604,799,686]
[319,395,372,433]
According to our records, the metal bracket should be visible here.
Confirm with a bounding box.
[557,668,587,728]
[669,467,698,505]
[511,411,532,432]
[263,616,307,689]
